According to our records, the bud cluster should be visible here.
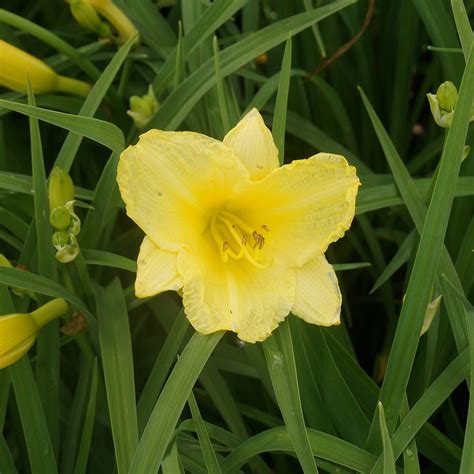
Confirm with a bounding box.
[48,167,81,263]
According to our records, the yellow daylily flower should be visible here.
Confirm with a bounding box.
[0,40,91,97]
[0,298,68,369]
[117,109,360,342]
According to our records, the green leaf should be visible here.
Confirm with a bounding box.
[188,391,222,474]
[0,432,17,474]
[356,177,474,215]
[148,0,356,130]
[371,232,415,293]
[137,310,189,433]
[0,170,94,200]
[73,359,98,474]
[0,266,93,322]
[376,402,396,474]
[0,100,124,154]
[263,320,318,473]
[82,249,137,273]
[80,153,120,248]
[27,83,60,456]
[129,331,223,473]
[153,0,249,96]
[359,44,474,444]
[450,0,473,61]
[96,278,139,474]
[212,36,231,134]
[272,35,292,162]
[371,348,468,472]
[55,37,135,172]
[221,426,378,472]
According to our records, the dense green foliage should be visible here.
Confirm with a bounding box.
[0,0,473,472]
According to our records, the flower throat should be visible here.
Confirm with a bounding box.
[210,210,270,268]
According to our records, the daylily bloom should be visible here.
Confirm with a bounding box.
[0,40,91,97]
[0,298,68,368]
[117,109,360,342]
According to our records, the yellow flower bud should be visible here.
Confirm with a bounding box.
[0,298,68,369]
[0,40,92,97]
[48,167,75,210]
[68,0,112,37]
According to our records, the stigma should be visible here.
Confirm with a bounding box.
[210,211,270,268]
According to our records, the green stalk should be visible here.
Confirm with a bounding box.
[30,298,69,328]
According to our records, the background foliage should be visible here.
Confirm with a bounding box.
[0,0,473,472]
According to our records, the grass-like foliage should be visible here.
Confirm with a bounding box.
[0,0,473,472]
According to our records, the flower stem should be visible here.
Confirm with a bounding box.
[95,2,139,45]
[56,75,92,97]
[31,298,69,328]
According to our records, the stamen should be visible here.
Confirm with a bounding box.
[210,211,270,268]
[261,224,271,232]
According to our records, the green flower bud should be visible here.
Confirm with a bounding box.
[68,0,112,37]
[52,231,70,249]
[56,244,80,264]
[52,232,80,264]
[436,81,457,112]
[49,167,75,210]
[127,86,159,129]
[50,206,72,230]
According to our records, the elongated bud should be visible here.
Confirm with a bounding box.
[436,81,457,111]
[0,298,68,368]
[0,40,91,97]
[49,167,75,210]
[127,86,159,129]
[68,0,112,37]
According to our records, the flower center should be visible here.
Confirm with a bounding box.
[210,210,270,268]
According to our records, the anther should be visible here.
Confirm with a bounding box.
[223,241,229,252]
[261,224,271,232]
[241,234,248,246]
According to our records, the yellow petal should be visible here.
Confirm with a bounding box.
[117,130,249,252]
[0,335,36,369]
[223,108,279,180]
[177,235,295,343]
[292,255,341,326]
[135,236,182,298]
[228,153,360,267]
[0,313,38,356]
